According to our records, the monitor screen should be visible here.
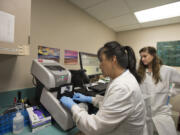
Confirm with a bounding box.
[70,69,90,87]
[79,52,102,77]
[57,83,74,99]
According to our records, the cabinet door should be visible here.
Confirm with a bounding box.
[0,0,31,55]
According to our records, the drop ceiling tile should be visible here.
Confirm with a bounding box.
[125,0,179,11]
[141,16,180,28]
[103,14,138,28]
[69,0,105,9]
[113,23,141,32]
[68,0,180,32]
[86,0,130,20]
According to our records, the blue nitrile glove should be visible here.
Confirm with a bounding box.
[60,96,76,110]
[73,93,92,103]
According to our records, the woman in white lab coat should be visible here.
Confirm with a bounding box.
[60,41,146,135]
[138,46,180,135]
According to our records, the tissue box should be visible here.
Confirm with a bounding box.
[26,106,51,133]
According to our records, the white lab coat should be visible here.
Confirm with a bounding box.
[71,70,146,135]
[140,65,180,135]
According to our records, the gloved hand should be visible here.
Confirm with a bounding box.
[73,93,92,103]
[60,96,76,110]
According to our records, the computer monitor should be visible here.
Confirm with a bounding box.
[79,52,102,78]
[70,69,90,88]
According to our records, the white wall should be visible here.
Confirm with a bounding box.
[117,23,180,64]
[0,0,116,92]
[31,0,116,70]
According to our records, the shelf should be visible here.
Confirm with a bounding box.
[0,42,29,55]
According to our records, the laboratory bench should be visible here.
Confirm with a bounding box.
[0,104,80,135]
[3,123,79,135]
[0,107,79,135]
[0,86,104,135]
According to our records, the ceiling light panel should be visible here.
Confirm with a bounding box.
[134,1,180,23]
[141,16,180,27]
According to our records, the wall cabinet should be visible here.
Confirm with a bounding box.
[0,0,31,55]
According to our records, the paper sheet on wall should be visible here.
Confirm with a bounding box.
[0,11,15,43]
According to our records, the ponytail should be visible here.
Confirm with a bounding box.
[97,41,141,83]
[124,46,141,83]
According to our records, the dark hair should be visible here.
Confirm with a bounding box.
[97,41,141,83]
[138,46,162,84]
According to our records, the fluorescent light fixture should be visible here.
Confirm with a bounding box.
[134,1,180,23]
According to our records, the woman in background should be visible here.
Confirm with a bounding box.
[138,46,180,135]
[60,41,145,135]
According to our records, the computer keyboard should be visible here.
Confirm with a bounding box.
[88,83,108,92]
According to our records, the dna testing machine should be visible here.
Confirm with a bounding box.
[31,59,75,130]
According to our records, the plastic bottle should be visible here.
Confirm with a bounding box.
[13,111,24,134]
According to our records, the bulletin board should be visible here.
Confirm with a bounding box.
[157,40,180,66]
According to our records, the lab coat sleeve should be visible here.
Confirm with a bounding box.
[169,67,180,97]
[92,95,104,108]
[71,86,134,135]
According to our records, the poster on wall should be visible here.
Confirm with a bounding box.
[38,45,60,62]
[64,50,78,65]
[157,40,180,66]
